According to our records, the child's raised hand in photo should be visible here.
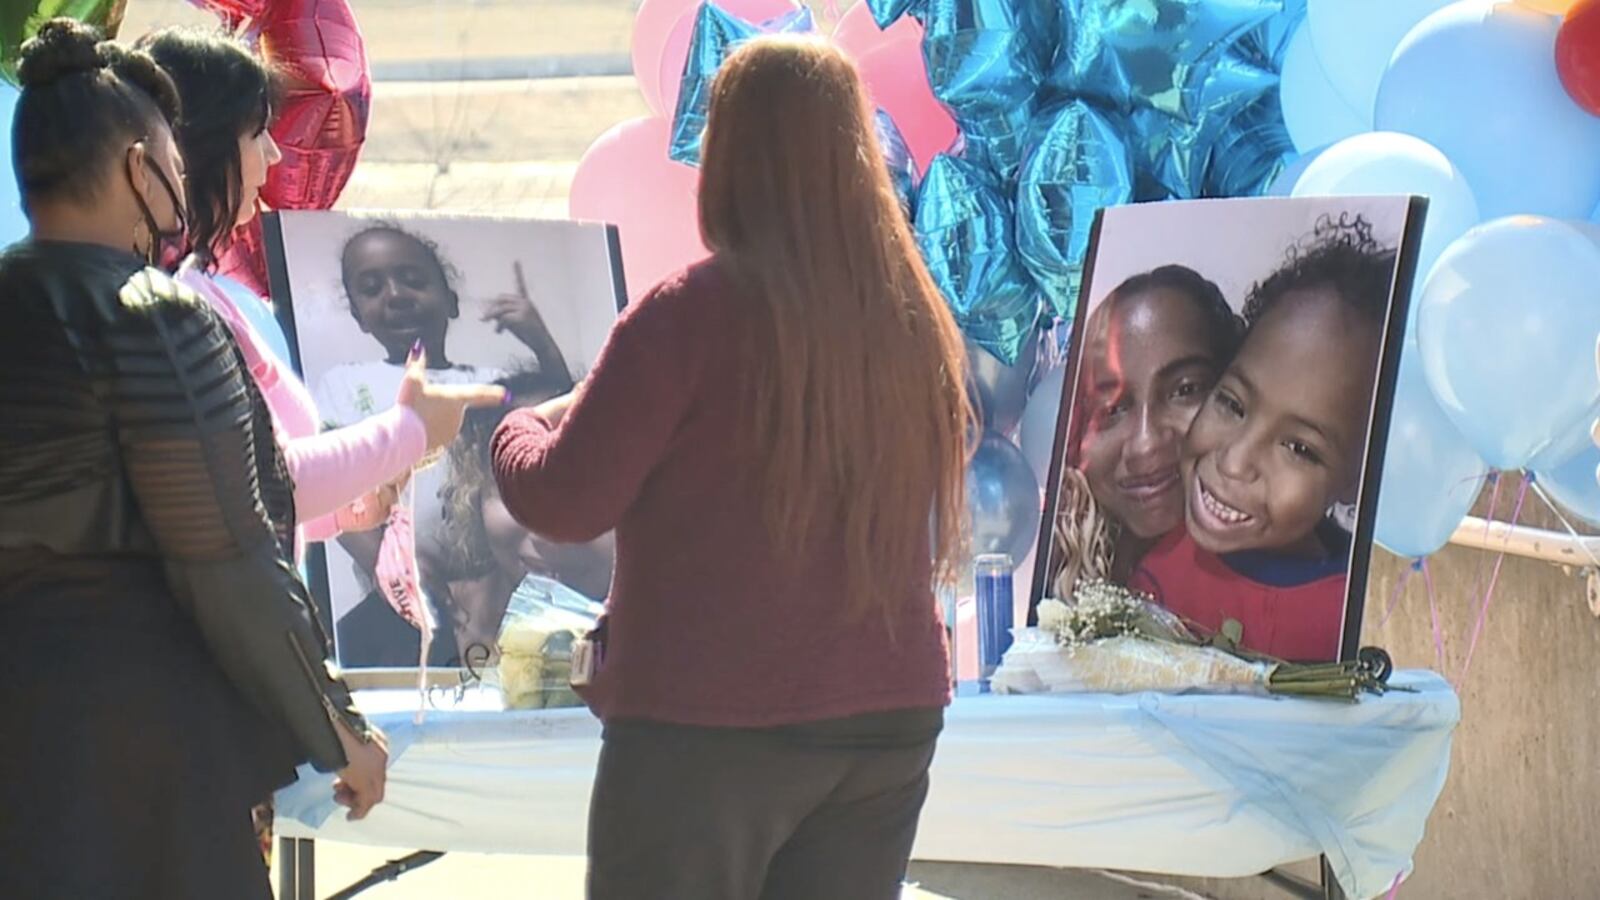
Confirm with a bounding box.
[481,261,553,342]
[396,345,510,452]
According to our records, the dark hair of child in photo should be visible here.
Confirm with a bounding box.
[1182,213,1396,561]
[334,367,611,669]
[1052,264,1244,597]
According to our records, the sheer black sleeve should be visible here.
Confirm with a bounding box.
[105,269,368,773]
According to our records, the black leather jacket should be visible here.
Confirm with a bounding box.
[0,240,367,773]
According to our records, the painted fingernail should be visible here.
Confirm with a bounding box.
[501,390,515,406]
[410,338,424,357]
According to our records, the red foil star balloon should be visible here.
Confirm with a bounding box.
[188,0,372,296]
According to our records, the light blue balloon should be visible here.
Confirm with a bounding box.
[1375,341,1489,558]
[215,273,294,369]
[1417,216,1600,470]
[1375,1,1600,221]
[0,82,25,248]
[1278,23,1367,153]
[1304,0,1453,124]
[1291,131,1480,341]
[1533,444,1600,529]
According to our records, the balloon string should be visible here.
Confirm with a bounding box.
[1422,558,1445,674]
[1463,472,1504,612]
[1378,562,1417,629]
[1458,476,1530,683]
[1480,472,1502,544]
[1528,479,1600,571]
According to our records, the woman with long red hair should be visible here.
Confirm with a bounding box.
[493,34,973,900]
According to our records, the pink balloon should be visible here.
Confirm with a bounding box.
[654,0,800,117]
[853,24,957,173]
[832,1,921,60]
[632,0,700,117]
[569,117,709,299]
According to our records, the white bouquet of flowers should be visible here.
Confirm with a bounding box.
[991,580,1393,700]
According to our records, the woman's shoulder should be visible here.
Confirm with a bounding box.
[633,257,727,309]
[624,256,743,338]
[0,240,150,315]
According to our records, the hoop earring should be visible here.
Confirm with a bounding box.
[131,217,151,263]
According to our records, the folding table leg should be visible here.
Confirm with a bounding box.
[278,837,316,900]
[1321,857,1348,900]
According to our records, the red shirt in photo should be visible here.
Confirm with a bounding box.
[1128,528,1349,663]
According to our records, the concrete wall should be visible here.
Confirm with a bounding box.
[1174,477,1600,899]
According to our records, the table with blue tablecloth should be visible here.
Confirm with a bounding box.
[275,671,1457,900]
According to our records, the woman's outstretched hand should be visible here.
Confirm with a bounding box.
[395,346,508,453]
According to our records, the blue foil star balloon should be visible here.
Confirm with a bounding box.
[1048,0,1280,123]
[668,2,814,165]
[921,0,1056,178]
[1203,88,1294,198]
[875,109,919,220]
[866,0,928,28]
[1131,51,1278,199]
[1016,100,1132,319]
[958,103,1039,183]
[914,154,1041,365]
[1238,0,1305,70]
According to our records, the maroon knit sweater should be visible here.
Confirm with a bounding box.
[491,258,951,727]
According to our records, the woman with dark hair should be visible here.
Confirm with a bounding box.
[137,28,507,559]
[1051,264,1244,599]
[494,35,972,900]
[0,20,383,899]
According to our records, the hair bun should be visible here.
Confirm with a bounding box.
[17,19,108,89]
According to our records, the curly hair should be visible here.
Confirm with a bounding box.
[438,367,572,581]
[1243,213,1397,328]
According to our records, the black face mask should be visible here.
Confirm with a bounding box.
[127,146,189,271]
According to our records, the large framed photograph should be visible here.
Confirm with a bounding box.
[263,211,627,670]
[1028,196,1426,663]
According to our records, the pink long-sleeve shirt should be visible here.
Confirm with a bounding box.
[177,262,426,556]
[490,258,951,728]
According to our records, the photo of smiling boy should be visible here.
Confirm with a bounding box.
[1129,215,1397,662]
